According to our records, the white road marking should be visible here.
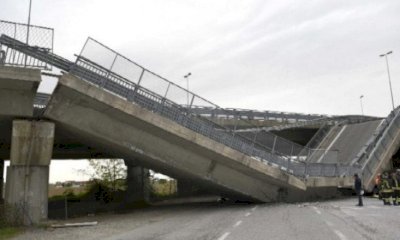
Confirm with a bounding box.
[317,125,347,163]
[312,206,321,215]
[245,212,251,217]
[234,220,242,227]
[217,232,230,240]
[333,230,348,240]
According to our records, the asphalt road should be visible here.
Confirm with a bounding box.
[13,197,400,240]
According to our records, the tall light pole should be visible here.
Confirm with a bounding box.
[184,72,191,106]
[379,51,394,110]
[25,0,33,66]
[360,95,364,115]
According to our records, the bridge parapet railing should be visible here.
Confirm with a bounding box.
[0,20,53,70]
[72,38,321,174]
[354,108,399,168]
[189,106,328,123]
[71,55,298,162]
[354,107,400,189]
[72,37,362,178]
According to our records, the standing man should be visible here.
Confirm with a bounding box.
[380,172,393,205]
[392,170,400,206]
[354,174,363,207]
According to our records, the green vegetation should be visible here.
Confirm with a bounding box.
[0,204,22,239]
[150,179,177,198]
[87,159,127,192]
[0,227,21,240]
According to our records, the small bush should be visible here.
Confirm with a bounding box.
[0,203,25,227]
[83,181,115,203]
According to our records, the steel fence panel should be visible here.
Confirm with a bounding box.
[0,20,53,69]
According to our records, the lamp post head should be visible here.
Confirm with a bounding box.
[380,51,393,57]
[184,72,191,78]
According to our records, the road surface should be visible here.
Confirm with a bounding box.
[13,198,399,240]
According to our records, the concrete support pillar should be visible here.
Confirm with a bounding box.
[124,160,150,204]
[177,178,211,197]
[5,120,54,225]
[0,159,3,202]
[177,178,195,197]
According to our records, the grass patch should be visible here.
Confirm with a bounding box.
[0,227,21,240]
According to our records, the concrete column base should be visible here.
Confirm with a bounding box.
[125,161,150,205]
[177,178,208,197]
[4,120,54,225]
[5,165,49,225]
[177,179,195,197]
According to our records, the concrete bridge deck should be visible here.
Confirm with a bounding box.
[43,73,306,202]
[307,120,384,164]
[0,66,357,208]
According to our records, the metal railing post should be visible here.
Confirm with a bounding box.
[232,114,239,137]
[250,130,259,155]
[189,95,195,111]
[137,68,145,86]
[288,144,294,171]
[271,136,277,154]
[304,162,308,177]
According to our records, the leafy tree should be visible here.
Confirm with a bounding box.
[87,159,127,192]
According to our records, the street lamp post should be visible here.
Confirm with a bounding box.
[360,95,364,115]
[184,72,191,107]
[25,0,33,66]
[379,51,394,110]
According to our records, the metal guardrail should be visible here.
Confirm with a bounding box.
[355,110,398,169]
[189,106,328,123]
[235,115,381,133]
[72,38,313,157]
[32,91,327,127]
[34,92,50,107]
[0,35,72,71]
[349,107,400,190]
[304,123,333,150]
[0,20,54,70]
[70,54,304,164]
[0,31,361,178]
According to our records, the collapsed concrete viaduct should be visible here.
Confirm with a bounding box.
[0,66,360,225]
[1,25,400,225]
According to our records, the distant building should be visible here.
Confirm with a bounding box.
[55,180,89,188]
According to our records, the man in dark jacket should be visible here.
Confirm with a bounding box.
[392,171,400,206]
[354,174,363,206]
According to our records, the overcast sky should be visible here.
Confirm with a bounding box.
[1,0,400,182]
[2,0,400,116]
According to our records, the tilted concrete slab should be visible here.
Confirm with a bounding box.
[44,73,306,202]
[362,111,400,191]
[308,120,383,164]
[0,66,40,117]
